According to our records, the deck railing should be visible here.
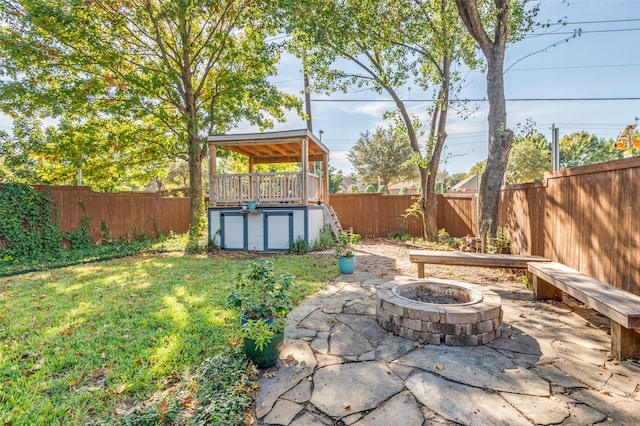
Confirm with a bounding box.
[211,172,323,205]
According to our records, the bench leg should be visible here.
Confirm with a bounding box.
[532,276,563,301]
[417,263,425,278]
[611,323,640,360]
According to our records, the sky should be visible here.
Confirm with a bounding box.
[1,0,637,178]
[240,0,640,176]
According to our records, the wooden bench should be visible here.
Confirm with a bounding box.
[408,249,549,278]
[528,261,640,360]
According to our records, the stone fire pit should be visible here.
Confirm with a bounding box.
[376,279,503,346]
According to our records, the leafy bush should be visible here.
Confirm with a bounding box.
[347,184,359,194]
[0,183,63,261]
[313,227,336,250]
[438,228,460,248]
[289,236,310,254]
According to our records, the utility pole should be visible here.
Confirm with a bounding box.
[304,72,312,133]
[550,124,560,170]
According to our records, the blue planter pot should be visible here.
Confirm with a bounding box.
[338,256,355,274]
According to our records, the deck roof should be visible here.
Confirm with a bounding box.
[208,129,329,164]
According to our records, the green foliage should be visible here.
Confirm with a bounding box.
[328,165,344,194]
[289,236,310,255]
[62,216,93,249]
[0,1,301,230]
[438,228,461,248]
[189,348,258,426]
[227,260,295,320]
[484,226,512,254]
[399,187,408,195]
[506,130,551,184]
[347,127,418,191]
[313,227,336,251]
[0,117,45,184]
[347,184,360,194]
[0,183,63,261]
[467,160,486,178]
[560,131,621,169]
[0,249,337,425]
[387,230,410,241]
[378,185,387,194]
[334,231,360,258]
[365,185,376,193]
[241,318,286,351]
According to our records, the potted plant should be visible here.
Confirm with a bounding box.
[241,318,286,368]
[227,260,294,367]
[335,232,360,274]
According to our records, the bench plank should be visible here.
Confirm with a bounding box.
[528,262,640,330]
[409,250,549,278]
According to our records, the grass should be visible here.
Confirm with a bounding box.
[0,249,338,425]
[0,233,190,277]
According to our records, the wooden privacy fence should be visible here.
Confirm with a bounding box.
[33,185,190,242]
[329,193,478,238]
[331,156,639,296]
[500,156,640,296]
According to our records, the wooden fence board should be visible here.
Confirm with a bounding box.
[32,185,190,243]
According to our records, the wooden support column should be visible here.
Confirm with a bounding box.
[323,153,329,205]
[248,156,255,201]
[302,136,309,205]
[532,275,563,301]
[209,144,217,206]
[611,323,640,360]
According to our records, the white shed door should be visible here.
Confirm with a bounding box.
[266,213,292,250]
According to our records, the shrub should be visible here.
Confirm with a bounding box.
[289,236,310,255]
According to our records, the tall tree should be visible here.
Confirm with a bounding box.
[0,117,45,183]
[328,166,345,194]
[505,121,550,184]
[285,0,476,241]
[560,131,621,169]
[0,0,299,236]
[455,0,536,243]
[347,127,418,190]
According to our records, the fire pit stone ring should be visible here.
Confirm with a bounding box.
[376,278,503,346]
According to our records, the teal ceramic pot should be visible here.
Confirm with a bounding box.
[338,256,355,274]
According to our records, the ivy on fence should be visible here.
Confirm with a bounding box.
[0,183,92,263]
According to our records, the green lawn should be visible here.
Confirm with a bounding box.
[0,251,338,425]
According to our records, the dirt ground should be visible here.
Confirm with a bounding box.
[352,239,527,284]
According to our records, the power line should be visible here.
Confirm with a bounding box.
[508,63,640,71]
[310,97,640,102]
[546,17,640,25]
[526,27,640,37]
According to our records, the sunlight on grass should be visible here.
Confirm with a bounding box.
[0,250,338,425]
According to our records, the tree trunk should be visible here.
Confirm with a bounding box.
[187,134,204,232]
[385,85,437,241]
[423,72,450,242]
[455,0,514,247]
[479,54,513,242]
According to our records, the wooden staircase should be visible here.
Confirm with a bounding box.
[323,206,344,236]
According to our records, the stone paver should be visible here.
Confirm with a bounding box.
[406,371,533,425]
[254,262,640,426]
[310,362,404,418]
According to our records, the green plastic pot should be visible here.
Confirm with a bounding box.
[243,332,284,368]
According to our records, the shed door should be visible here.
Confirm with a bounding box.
[220,212,247,250]
[265,211,293,250]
